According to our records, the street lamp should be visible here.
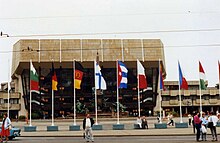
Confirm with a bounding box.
[0,31,9,37]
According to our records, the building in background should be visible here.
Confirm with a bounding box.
[161,80,220,116]
[11,39,166,118]
[0,82,21,118]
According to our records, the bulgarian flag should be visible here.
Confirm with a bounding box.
[199,61,206,90]
[30,61,39,93]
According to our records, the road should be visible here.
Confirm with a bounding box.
[11,136,216,143]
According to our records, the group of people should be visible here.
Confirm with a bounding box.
[193,111,219,142]
[136,116,148,129]
[83,114,149,142]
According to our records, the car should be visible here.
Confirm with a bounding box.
[0,122,21,140]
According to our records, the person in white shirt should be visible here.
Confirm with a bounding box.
[208,112,219,141]
[136,116,142,128]
[83,114,94,142]
[188,114,192,126]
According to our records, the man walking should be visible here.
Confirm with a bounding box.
[208,112,219,141]
[83,114,94,142]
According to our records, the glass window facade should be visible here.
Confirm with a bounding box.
[21,64,159,118]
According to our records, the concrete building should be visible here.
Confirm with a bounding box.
[0,82,21,118]
[161,80,220,115]
[11,39,166,117]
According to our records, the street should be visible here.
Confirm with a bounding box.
[11,136,217,143]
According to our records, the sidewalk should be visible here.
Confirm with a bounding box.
[12,117,220,137]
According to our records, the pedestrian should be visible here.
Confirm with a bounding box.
[194,112,202,142]
[0,113,11,143]
[208,112,219,141]
[141,116,148,129]
[136,116,142,128]
[15,115,18,122]
[83,114,94,142]
[192,112,196,134]
[167,113,174,126]
[188,113,192,126]
[200,112,208,141]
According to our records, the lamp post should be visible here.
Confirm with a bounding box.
[0,31,9,37]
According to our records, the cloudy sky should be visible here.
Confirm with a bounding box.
[0,0,219,87]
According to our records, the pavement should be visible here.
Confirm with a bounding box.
[12,117,220,137]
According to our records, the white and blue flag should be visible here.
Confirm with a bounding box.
[95,61,107,90]
[118,61,128,88]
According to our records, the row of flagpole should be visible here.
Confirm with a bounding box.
[27,58,220,126]
[28,39,219,126]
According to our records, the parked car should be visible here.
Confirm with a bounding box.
[0,122,21,140]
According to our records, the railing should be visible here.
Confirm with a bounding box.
[0,103,21,110]
[161,89,219,96]
[0,92,21,99]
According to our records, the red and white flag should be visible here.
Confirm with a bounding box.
[137,59,147,89]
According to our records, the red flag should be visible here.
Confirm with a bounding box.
[137,60,147,89]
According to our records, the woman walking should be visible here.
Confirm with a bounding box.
[194,112,201,142]
[1,113,11,143]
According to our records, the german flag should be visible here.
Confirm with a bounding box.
[74,61,84,89]
[52,62,58,91]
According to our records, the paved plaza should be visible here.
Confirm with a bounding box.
[11,117,220,137]
[14,136,216,143]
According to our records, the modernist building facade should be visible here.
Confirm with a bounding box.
[11,39,166,118]
[161,81,220,115]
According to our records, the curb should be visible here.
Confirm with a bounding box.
[20,134,196,137]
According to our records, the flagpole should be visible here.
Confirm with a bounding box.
[60,39,62,63]
[73,60,76,125]
[94,60,98,125]
[116,60,120,124]
[7,58,10,118]
[52,60,54,126]
[218,61,220,99]
[52,89,54,126]
[199,62,202,115]
[29,60,32,126]
[137,60,141,117]
[178,62,183,123]
[159,59,162,124]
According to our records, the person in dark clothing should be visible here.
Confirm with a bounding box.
[194,112,201,142]
[83,114,95,142]
[141,116,148,129]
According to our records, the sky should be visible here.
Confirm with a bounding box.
[0,0,220,87]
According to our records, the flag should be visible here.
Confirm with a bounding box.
[178,62,188,90]
[30,61,39,92]
[52,63,58,91]
[74,61,84,89]
[95,61,106,90]
[159,63,164,90]
[118,61,128,88]
[137,59,147,89]
[199,61,206,90]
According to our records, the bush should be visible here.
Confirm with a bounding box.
[31,113,40,119]
[18,115,26,121]
[171,111,179,117]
